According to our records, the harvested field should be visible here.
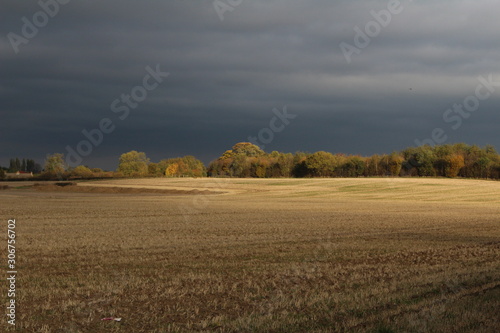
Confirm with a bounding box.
[1,178,499,332]
[31,182,222,196]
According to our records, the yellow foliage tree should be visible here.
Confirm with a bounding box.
[71,165,93,179]
[445,154,465,178]
[165,163,179,177]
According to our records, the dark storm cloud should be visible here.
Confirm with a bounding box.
[1,0,500,169]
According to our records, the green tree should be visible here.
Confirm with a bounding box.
[342,156,365,177]
[229,154,249,177]
[117,151,150,177]
[44,153,67,175]
[8,159,18,173]
[33,163,42,174]
[292,152,309,177]
[273,153,294,177]
[230,142,265,157]
[148,162,161,177]
[485,144,497,155]
[304,151,336,177]
[26,159,35,173]
[475,156,491,178]
[181,156,207,177]
[71,165,94,179]
[366,154,381,176]
[402,146,436,177]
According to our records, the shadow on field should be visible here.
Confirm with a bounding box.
[31,182,224,196]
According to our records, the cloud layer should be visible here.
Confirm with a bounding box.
[1,0,500,169]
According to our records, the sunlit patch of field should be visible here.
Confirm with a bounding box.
[77,177,500,203]
[1,178,499,332]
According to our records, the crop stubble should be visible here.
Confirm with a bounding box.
[1,178,499,332]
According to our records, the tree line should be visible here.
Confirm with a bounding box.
[16,151,206,180]
[6,158,42,173]
[2,142,500,180]
[208,142,500,179]
[116,151,206,178]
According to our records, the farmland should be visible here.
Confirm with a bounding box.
[1,178,499,332]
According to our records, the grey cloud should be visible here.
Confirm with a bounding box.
[1,0,499,170]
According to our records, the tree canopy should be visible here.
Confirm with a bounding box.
[44,153,67,176]
[117,150,150,177]
[162,156,206,177]
[208,142,500,179]
[4,142,499,181]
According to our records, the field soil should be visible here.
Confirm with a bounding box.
[1,178,499,332]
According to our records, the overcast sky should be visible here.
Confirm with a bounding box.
[1,0,500,170]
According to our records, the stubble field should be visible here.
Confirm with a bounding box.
[1,178,499,332]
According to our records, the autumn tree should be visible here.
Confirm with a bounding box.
[117,151,149,177]
[208,143,265,177]
[387,153,404,176]
[444,154,465,178]
[207,142,500,179]
[161,156,206,177]
[254,158,268,178]
[269,152,294,177]
[165,163,179,177]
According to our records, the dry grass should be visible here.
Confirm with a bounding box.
[1,178,499,332]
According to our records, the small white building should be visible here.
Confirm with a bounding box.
[5,171,34,179]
